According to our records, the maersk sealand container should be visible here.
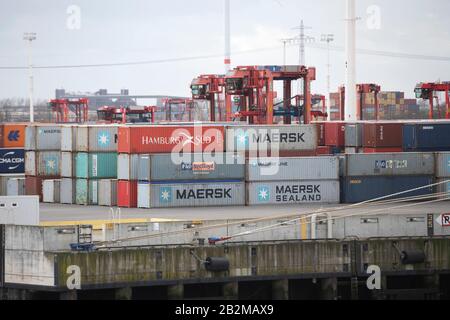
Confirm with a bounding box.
[403,123,450,151]
[75,153,117,179]
[341,176,434,203]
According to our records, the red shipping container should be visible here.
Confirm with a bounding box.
[118,125,225,154]
[363,123,403,147]
[25,176,43,201]
[117,180,138,208]
[324,122,346,147]
[362,147,403,153]
[315,122,326,146]
[316,146,332,155]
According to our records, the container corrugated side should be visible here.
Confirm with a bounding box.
[98,179,117,206]
[345,123,363,147]
[118,154,139,180]
[6,177,25,196]
[246,180,340,205]
[138,181,245,208]
[25,126,35,151]
[36,152,61,177]
[42,179,61,203]
[436,153,450,178]
[246,156,339,182]
[75,153,117,179]
[61,126,77,152]
[345,153,435,177]
[117,180,138,208]
[226,125,317,152]
[25,151,36,176]
[75,179,99,205]
[88,126,118,152]
[341,176,435,203]
[35,126,62,150]
[60,178,76,204]
[75,126,89,152]
[61,152,75,178]
[403,123,450,151]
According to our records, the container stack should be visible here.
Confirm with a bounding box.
[323,122,345,154]
[362,122,403,153]
[436,153,450,199]
[341,152,435,203]
[246,156,340,205]
[344,122,363,154]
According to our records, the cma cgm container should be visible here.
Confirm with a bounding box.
[137,181,245,208]
[118,125,225,154]
[437,153,450,178]
[0,148,25,174]
[246,156,339,182]
[75,153,117,179]
[117,180,138,208]
[226,125,317,152]
[60,178,76,204]
[403,123,450,151]
[324,122,346,147]
[61,126,77,152]
[344,153,435,177]
[363,123,403,148]
[341,176,434,203]
[121,153,245,182]
[345,123,363,147]
[25,125,61,151]
[75,179,99,205]
[25,151,60,177]
[246,180,340,205]
[76,125,119,152]
[0,124,26,148]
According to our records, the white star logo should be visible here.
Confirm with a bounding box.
[160,189,171,201]
[258,188,269,201]
[98,133,110,146]
[47,160,56,169]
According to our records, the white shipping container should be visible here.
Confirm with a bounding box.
[76,125,118,152]
[61,152,75,178]
[61,126,77,152]
[98,179,118,206]
[42,179,61,203]
[25,151,36,176]
[60,178,76,204]
[6,177,26,196]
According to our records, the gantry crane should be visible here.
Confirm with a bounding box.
[338,83,381,120]
[49,98,89,123]
[415,82,450,119]
[161,98,195,122]
[96,106,155,124]
[190,75,225,121]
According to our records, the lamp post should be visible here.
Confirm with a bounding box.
[23,32,37,123]
[321,34,334,121]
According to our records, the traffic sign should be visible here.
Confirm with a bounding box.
[436,214,450,227]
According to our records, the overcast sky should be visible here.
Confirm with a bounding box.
[0,0,449,101]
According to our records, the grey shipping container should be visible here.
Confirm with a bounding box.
[61,152,75,178]
[98,179,118,206]
[76,126,118,152]
[25,125,62,151]
[436,153,450,178]
[246,156,339,182]
[137,153,245,182]
[246,180,340,205]
[6,177,26,196]
[137,181,245,208]
[42,179,61,203]
[25,151,61,177]
[61,126,77,152]
[118,154,140,180]
[226,125,317,152]
[344,153,435,177]
[0,175,24,195]
[60,178,76,204]
[345,123,363,147]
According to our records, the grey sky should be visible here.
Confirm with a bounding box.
[0,0,449,100]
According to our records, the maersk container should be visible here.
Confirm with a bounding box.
[6,177,25,196]
[436,153,450,178]
[60,178,76,204]
[25,125,62,151]
[403,123,450,151]
[61,126,77,152]
[61,152,75,178]
[76,126,118,152]
[137,181,245,208]
[42,179,61,203]
[341,176,434,203]
[137,153,245,182]
[75,153,117,179]
[98,179,117,206]
[344,153,435,177]
[246,156,339,182]
[118,154,139,180]
[246,180,340,205]
[345,123,363,147]
[26,151,61,177]
[226,125,317,152]
[75,179,99,205]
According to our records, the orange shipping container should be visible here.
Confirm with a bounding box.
[0,124,26,148]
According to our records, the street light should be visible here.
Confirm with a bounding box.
[23,32,36,123]
[321,34,334,121]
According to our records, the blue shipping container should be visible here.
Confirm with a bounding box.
[341,175,434,203]
[0,148,25,174]
[403,123,450,151]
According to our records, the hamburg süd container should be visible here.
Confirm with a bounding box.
[341,175,434,203]
[61,126,77,152]
[118,125,225,154]
[133,153,245,182]
[246,180,340,205]
[75,152,117,179]
[226,125,317,152]
[137,181,245,208]
[42,179,61,203]
[437,153,450,178]
[60,178,76,204]
[75,179,99,205]
[25,125,62,151]
[324,122,346,147]
[0,148,25,174]
[25,151,61,177]
[117,180,138,208]
[0,123,26,148]
[6,177,26,196]
[98,179,118,206]
[345,123,363,147]
[403,123,450,151]
[344,153,435,177]
[246,156,339,182]
[76,125,118,152]
[363,123,403,148]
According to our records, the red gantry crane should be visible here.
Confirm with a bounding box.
[415,82,450,119]
[49,98,89,123]
[96,106,155,124]
[338,83,381,120]
[190,75,225,122]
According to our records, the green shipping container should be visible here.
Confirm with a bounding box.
[75,179,99,205]
[75,153,117,179]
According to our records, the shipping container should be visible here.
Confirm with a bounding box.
[60,178,76,204]
[436,178,450,200]
[76,125,119,152]
[42,179,61,203]
[246,156,339,182]
[363,123,403,147]
[316,146,332,155]
[61,126,77,152]
[75,179,99,205]
[403,123,450,151]
[138,181,245,208]
[315,122,325,146]
[134,153,245,182]
[75,152,117,179]
[246,180,340,205]
[117,154,140,181]
[118,125,225,154]
[98,179,118,206]
[243,149,318,158]
[341,176,434,203]
[226,125,317,152]
[61,152,75,178]
[0,148,25,174]
[25,125,62,151]
[0,124,26,148]
[437,153,450,178]
[6,177,26,196]
[117,180,138,208]
[324,122,346,147]
[362,147,403,153]
[345,123,363,147]
[25,176,44,201]
[25,151,60,177]
[344,153,435,177]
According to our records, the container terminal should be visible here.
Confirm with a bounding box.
[1,0,450,301]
